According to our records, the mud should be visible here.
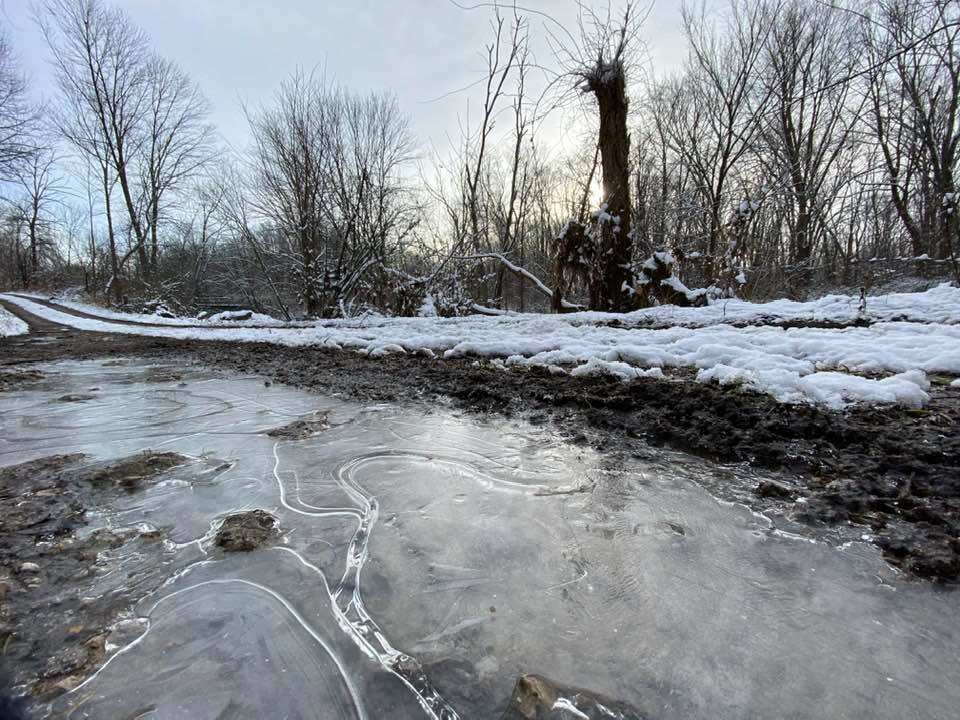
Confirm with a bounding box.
[2,298,959,582]
[0,452,191,700]
[0,368,44,392]
[87,451,186,492]
[265,410,332,439]
[214,510,280,552]
[500,673,644,719]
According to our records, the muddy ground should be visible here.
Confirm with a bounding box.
[2,298,959,592]
[0,451,189,701]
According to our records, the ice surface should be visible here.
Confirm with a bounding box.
[1,361,958,719]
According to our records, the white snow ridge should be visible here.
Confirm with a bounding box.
[3,283,959,410]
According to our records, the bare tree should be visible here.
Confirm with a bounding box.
[39,0,147,299]
[138,55,215,279]
[38,0,214,297]
[574,3,638,311]
[759,0,863,279]
[10,146,64,285]
[0,26,33,179]
[659,0,774,279]
[863,0,960,262]
[246,72,417,316]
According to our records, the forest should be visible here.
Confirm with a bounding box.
[0,0,957,318]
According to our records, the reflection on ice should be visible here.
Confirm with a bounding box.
[0,359,956,719]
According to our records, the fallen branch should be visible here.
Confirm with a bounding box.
[454,253,583,310]
[470,303,509,316]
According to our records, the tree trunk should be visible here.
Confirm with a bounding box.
[589,69,633,312]
[102,166,122,305]
[28,212,39,285]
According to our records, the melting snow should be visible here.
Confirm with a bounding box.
[0,306,28,337]
[3,284,959,410]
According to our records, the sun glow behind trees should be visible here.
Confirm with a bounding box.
[0,0,957,316]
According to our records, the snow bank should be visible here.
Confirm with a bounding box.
[34,282,960,331]
[0,306,28,337]
[698,365,930,409]
[3,290,958,410]
[567,281,960,328]
[39,296,297,328]
[205,310,280,325]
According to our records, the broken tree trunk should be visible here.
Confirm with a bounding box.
[585,62,633,312]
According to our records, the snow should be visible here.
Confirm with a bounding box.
[593,204,620,225]
[419,293,437,318]
[34,295,298,328]
[0,306,28,337]
[570,357,665,382]
[698,365,930,410]
[206,310,279,324]
[3,285,959,410]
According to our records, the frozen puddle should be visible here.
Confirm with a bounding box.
[1,360,957,719]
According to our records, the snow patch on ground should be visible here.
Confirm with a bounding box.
[569,357,666,382]
[698,365,930,409]
[38,296,298,328]
[3,289,958,410]
[0,306,28,337]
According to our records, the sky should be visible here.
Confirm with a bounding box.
[2,0,711,162]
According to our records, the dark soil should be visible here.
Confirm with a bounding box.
[0,452,191,701]
[2,298,959,582]
[0,368,44,391]
[499,673,645,719]
[87,451,186,492]
[265,410,332,439]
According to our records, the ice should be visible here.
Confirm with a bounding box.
[1,360,957,720]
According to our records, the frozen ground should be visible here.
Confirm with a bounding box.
[0,305,28,337]
[3,360,958,720]
[4,285,960,409]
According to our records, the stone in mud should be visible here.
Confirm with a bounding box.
[500,673,645,720]
[756,480,794,500]
[143,366,183,383]
[56,393,95,403]
[266,411,331,439]
[215,510,279,552]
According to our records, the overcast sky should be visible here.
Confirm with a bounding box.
[2,1,715,159]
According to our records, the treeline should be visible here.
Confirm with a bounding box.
[0,0,957,316]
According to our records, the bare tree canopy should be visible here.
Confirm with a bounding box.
[0,27,34,179]
[2,0,958,310]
